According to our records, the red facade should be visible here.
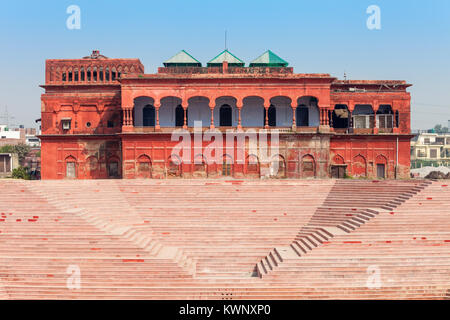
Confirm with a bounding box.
[40,51,412,180]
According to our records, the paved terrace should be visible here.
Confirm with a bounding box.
[0,179,449,299]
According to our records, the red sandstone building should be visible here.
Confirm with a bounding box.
[40,50,412,180]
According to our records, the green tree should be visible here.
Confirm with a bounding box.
[433,124,449,133]
[12,166,30,180]
[12,143,31,162]
[0,143,31,163]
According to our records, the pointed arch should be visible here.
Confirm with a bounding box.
[65,155,77,179]
[245,154,260,178]
[352,154,367,178]
[375,154,388,179]
[137,154,152,179]
[167,154,182,178]
[332,154,345,165]
[301,154,316,178]
[270,154,286,178]
[193,154,208,178]
[222,154,234,177]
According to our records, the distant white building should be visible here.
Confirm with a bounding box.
[411,132,450,161]
[26,135,40,147]
[0,125,21,140]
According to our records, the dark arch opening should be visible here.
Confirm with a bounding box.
[296,105,309,127]
[267,105,276,127]
[220,104,232,127]
[332,104,349,128]
[143,105,155,127]
[175,105,184,127]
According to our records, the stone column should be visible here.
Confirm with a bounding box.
[237,102,242,129]
[264,100,271,129]
[128,108,133,126]
[155,102,160,130]
[210,105,215,129]
[292,102,297,130]
[348,101,355,130]
[373,101,379,134]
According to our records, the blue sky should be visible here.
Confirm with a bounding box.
[0,0,449,129]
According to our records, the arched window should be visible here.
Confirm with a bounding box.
[376,105,394,129]
[332,105,349,128]
[220,104,232,127]
[268,105,276,127]
[271,155,285,178]
[302,154,316,178]
[143,105,155,127]
[222,155,233,177]
[93,67,98,81]
[137,155,151,178]
[87,67,92,81]
[296,105,309,127]
[65,156,77,179]
[175,105,184,127]
[353,154,367,177]
[193,155,207,178]
[80,67,85,81]
[352,105,374,128]
[167,155,182,178]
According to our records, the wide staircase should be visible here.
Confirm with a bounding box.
[0,178,449,299]
[116,180,333,278]
[255,180,432,278]
[254,180,450,299]
[0,180,196,299]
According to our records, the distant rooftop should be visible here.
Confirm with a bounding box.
[164,50,202,67]
[249,50,289,67]
[207,49,245,67]
[82,50,109,60]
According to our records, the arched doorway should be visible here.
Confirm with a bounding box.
[271,155,286,178]
[241,96,265,127]
[167,155,182,178]
[175,105,184,127]
[137,154,152,178]
[301,154,316,178]
[267,105,276,127]
[296,106,309,127]
[219,104,232,127]
[296,97,320,127]
[332,105,349,129]
[352,105,374,129]
[246,154,260,178]
[376,154,388,179]
[353,154,367,178]
[193,155,207,178]
[376,105,394,131]
[143,105,155,127]
[330,154,346,178]
[222,154,233,177]
[65,156,77,179]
